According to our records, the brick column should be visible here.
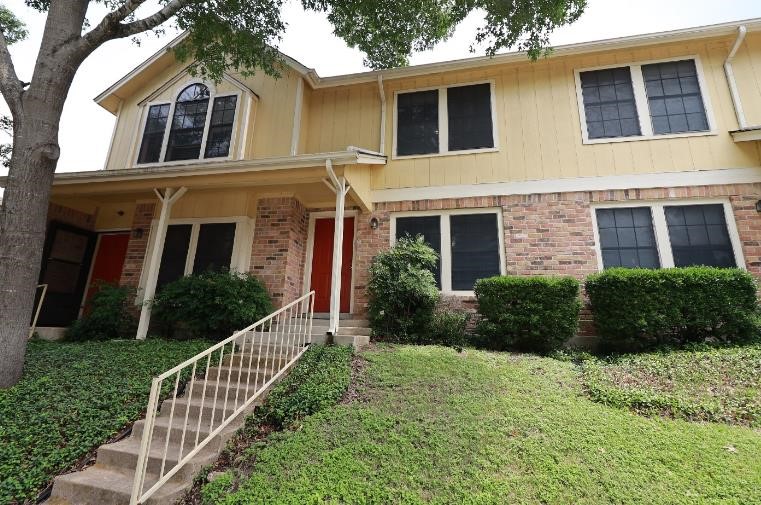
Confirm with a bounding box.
[119,203,156,290]
[249,197,308,308]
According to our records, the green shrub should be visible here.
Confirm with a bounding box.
[424,308,470,351]
[65,282,137,341]
[586,267,760,351]
[257,345,353,429]
[368,236,440,343]
[474,275,581,353]
[151,271,272,340]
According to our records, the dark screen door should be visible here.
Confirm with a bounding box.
[36,222,97,326]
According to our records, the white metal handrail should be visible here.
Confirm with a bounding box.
[129,291,315,505]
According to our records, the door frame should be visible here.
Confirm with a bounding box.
[303,210,359,314]
[79,229,131,317]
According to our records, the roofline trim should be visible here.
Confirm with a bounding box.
[0,150,386,188]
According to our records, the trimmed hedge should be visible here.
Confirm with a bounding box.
[474,275,581,353]
[151,271,272,341]
[585,267,760,351]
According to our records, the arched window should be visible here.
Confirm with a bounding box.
[137,83,238,164]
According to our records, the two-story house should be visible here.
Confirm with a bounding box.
[29,18,761,340]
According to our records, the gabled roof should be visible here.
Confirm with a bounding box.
[96,17,761,115]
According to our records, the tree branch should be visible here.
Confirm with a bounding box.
[80,0,188,51]
[0,30,23,118]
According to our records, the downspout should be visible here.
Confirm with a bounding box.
[377,75,386,155]
[725,25,748,130]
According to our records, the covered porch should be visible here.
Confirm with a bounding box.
[36,150,383,339]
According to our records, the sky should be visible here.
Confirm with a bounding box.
[2,0,761,175]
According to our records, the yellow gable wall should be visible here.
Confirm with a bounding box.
[104,63,302,171]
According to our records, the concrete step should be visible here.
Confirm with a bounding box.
[336,326,371,337]
[205,365,276,383]
[49,465,188,505]
[157,394,262,425]
[223,350,299,368]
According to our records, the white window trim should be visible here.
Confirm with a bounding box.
[390,207,506,296]
[590,198,745,271]
[575,55,718,145]
[302,210,360,314]
[137,216,255,294]
[132,79,244,168]
[392,80,499,160]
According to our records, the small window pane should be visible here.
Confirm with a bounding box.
[396,90,439,156]
[665,204,736,267]
[642,60,708,135]
[580,67,640,139]
[395,216,442,288]
[596,208,660,269]
[450,214,501,290]
[204,96,237,158]
[157,224,192,290]
[193,223,236,274]
[447,83,494,151]
[137,104,170,164]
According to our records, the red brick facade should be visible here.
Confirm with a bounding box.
[48,181,761,336]
[249,197,308,308]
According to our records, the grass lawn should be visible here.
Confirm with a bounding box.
[0,338,211,504]
[582,344,761,427]
[210,345,761,504]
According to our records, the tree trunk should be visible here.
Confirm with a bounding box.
[0,127,58,387]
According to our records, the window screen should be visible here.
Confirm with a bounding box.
[395,216,442,288]
[396,90,439,156]
[664,204,735,267]
[642,60,708,135]
[157,224,192,290]
[596,207,660,268]
[192,223,236,274]
[580,67,640,139]
[204,96,237,158]
[137,104,170,164]
[450,214,501,290]
[165,84,210,162]
[447,83,494,151]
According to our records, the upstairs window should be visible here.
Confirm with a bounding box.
[137,83,238,165]
[577,58,711,143]
[395,82,496,157]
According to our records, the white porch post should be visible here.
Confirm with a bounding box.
[135,187,187,340]
[325,160,351,335]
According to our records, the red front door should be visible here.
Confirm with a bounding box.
[84,232,130,307]
[310,217,354,313]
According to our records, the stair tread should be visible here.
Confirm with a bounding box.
[52,464,186,498]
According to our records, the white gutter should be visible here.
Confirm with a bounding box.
[725,25,749,130]
[377,75,386,155]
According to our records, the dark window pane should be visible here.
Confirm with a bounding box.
[580,67,640,139]
[165,84,211,161]
[205,95,237,158]
[137,104,170,164]
[397,90,439,155]
[447,83,494,151]
[157,224,192,290]
[450,214,501,290]
[665,204,735,267]
[396,216,442,288]
[596,207,660,269]
[642,60,708,135]
[193,223,236,274]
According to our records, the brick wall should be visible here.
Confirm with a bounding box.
[119,203,155,290]
[350,183,761,320]
[249,197,308,308]
[47,203,95,230]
